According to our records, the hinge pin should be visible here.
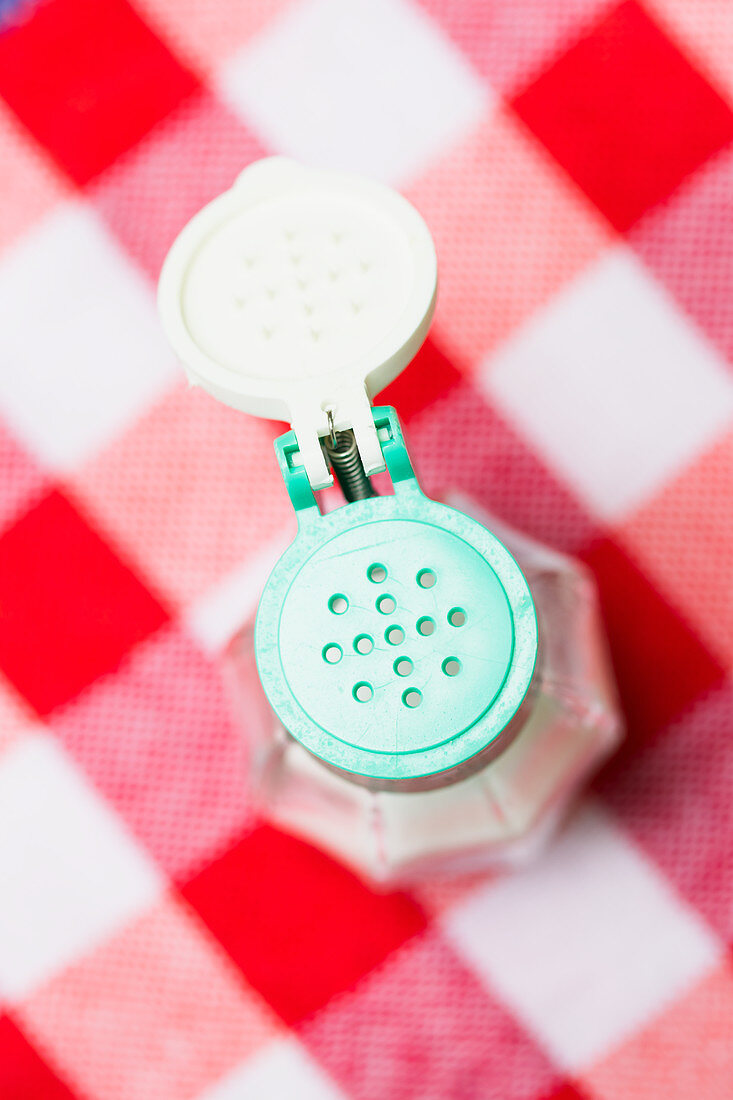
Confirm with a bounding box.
[323,421,376,502]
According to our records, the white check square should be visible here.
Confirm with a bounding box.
[0,735,162,1000]
[220,0,490,184]
[0,201,176,471]
[198,1036,346,1100]
[483,246,733,519]
[444,800,721,1070]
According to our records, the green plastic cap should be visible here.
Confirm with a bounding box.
[255,407,538,788]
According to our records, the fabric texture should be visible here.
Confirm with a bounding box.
[0,0,732,1096]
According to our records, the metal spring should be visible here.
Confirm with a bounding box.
[323,428,376,501]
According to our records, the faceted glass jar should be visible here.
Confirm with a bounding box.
[226,496,622,885]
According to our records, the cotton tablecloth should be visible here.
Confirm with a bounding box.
[0,0,732,1096]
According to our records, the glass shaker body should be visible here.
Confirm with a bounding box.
[226,494,622,885]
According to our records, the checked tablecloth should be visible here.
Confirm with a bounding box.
[1,0,733,1097]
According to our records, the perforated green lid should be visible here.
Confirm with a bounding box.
[255,407,538,786]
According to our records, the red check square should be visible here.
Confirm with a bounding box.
[620,429,733,669]
[381,336,462,423]
[181,824,426,1024]
[0,0,199,185]
[0,490,168,716]
[545,1086,590,1100]
[512,0,733,231]
[580,537,725,754]
[0,1014,75,1100]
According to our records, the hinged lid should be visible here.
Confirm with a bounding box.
[158,157,437,489]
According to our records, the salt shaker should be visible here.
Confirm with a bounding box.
[158,157,623,884]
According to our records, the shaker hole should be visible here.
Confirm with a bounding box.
[353,682,373,703]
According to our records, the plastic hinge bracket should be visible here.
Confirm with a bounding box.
[274,406,420,527]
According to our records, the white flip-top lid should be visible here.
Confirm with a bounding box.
[158,157,437,489]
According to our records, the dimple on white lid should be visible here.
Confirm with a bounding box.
[158,157,437,489]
